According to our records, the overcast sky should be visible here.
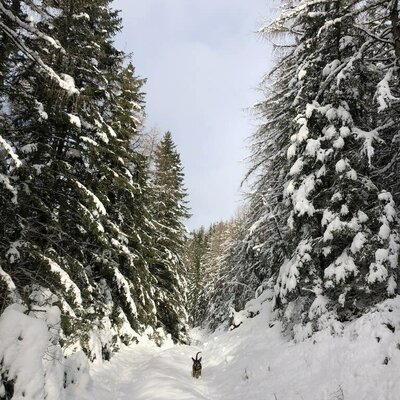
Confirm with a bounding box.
[113,0,276,230]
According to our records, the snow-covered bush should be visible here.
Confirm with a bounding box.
[0,305,91,400]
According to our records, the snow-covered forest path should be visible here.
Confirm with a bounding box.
[67,296,400,400]
[69,330,217,400]
[69,323,271,400]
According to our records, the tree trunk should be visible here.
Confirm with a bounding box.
[390,0,400,63]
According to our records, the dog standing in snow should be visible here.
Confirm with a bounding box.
[192,352,202,379]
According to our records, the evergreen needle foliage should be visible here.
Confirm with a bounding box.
[0,5,190,396]
[187,0,400,340]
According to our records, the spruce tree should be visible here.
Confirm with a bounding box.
[203,220,242,330]
[150,132,190,342]
[360,0,400,211]
[0,0,69,309]
[185,227,209,327]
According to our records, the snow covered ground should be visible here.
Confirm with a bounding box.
[68,293,400,400]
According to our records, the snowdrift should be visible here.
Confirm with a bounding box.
[0,305,90,400]
[202,291,400,400]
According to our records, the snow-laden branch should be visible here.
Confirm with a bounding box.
[0,2,64,51]
[0,10,78,95]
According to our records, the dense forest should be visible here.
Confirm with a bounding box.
[1,0,400,399]
[0,1,190,396]
[187,0,400,340]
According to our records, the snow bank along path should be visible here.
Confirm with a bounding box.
[70,295,400,400]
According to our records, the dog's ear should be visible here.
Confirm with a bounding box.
[192,358,195,362]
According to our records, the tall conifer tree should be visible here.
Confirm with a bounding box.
[150,132,190,342]
[185,228,209,327]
